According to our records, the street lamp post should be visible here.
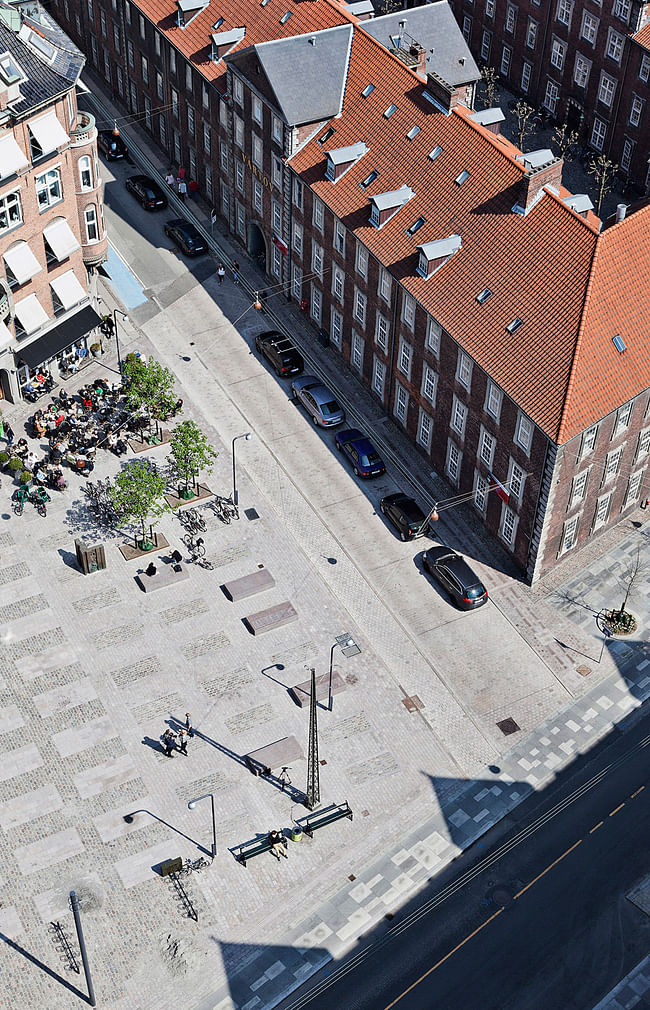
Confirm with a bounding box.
[112,308,128,375]
[188,793,217,859]
[231,432,252,507]
[328,635,358,711]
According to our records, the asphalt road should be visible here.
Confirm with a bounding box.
[279,716,650,1010]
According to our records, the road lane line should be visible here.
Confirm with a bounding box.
[609,803,625,816]
[513,840,582,900]
[589,821,603,833]
[382,907,505,1010]
[631,786,645,798]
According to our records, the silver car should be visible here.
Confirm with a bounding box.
[291,375,346,427]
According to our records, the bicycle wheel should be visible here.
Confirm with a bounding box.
[182,534,195,551]
[13,500,23,516]
[196,514,207,532]
[37,504,47,517]
[195,540,206,557]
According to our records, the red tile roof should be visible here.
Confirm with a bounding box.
[289,29,649,444]
[633,19,650,49]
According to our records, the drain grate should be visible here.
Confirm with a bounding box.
[576,664,592,677]
[401,695,425,713]
[497,717,520,736]
[244,508,260,521]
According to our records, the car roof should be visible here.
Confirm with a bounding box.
[428,548,483,586]
[310,385,337,405]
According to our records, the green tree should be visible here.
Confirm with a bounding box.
[168,420,218,498]
[109,459,168,549]
[122,356,176,435]
[481,67,499,109]
[587,154,618,216]
[513,100,535,151]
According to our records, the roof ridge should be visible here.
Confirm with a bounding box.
[254,21,352,49]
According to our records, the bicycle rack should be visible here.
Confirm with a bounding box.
[168,872,199,921]
[48,921,80,974]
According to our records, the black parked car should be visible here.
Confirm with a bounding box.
[380,492,429,540]
[125,175,168,211]
[255,330,304,377]
[163,218,208,256]
[97,130,128,160]
[422,546,488,610]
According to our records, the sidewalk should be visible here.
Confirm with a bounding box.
[593,955,650,1010]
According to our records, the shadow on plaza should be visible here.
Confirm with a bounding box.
[0,931,92,1005]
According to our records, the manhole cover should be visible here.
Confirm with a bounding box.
[401,695,425,713]
[490,885,513,907]
[497,717,520,736]
[244,508,259,521]
[576,664,592,677]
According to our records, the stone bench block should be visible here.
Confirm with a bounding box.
[290,671,347,708]
[223,566,275,602]
[244,600,297,635]
[136,563,189,593]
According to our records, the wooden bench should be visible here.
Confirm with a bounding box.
[303,801,353,838]
[245,735,304,776]
[290,671,346,708]
[236,836,273,867]
[223,566,275,602]
[244,601,297,636]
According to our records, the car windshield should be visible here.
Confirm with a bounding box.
[360,452,381,466]
[466,585,485,598]
[321,400,340,416]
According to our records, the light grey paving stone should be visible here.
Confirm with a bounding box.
[159,597,209,624]
[14,827,84,875]
[92,801,155,843]
[32,678,98,718]
[0,784,63,830]
[113,840,176,888]
[72,587,121,613]
[225,704,276,735]
[348,753,399,784]
[51,715,117,757]
[73,753,138,799]
[0,562,31,585]
[0,743,42,782]
[32,871,104,923]
[0,704,24,735]
[0,906,22,939]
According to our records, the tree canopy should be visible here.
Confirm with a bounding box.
[168,420,218,495]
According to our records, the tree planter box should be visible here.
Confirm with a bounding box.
[119,532,169,561]
[165,484,213,509]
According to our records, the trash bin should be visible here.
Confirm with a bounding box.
[75,539,106,574]
[290,827,303,843]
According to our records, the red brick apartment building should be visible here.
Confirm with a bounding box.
[447,0,650,193]
[50,0,650,581]
[0,0,106,402]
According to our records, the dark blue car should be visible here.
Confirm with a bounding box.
[335,428,386,478]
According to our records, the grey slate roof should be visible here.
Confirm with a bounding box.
[471,107,506,126]
[0,2,84,118]
[361,2,479,86]
[244,25,353,126]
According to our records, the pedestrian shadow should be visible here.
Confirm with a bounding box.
[141,735,165,754]
[0,931,91,1004]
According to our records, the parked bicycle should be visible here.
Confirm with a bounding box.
[177,507,206,533]
[178,855,210,876]
[182,533,206,557]
[12,484,29,516]
[209,494,239,524]
[30,486,51,517]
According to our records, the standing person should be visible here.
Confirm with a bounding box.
[177,178,187,202]
[162,729,176,757]
[4,422,14,446]
[185,712,194,738]
[216,262,225,285]
[165,169,175,188]
[188,179,199,201]
[177,729,188,755]
[232,260,240,285]
[177,166,186,182]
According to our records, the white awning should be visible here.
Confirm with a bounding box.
[43,218,80,261]
[0,134,28,179]
[14,294,49,335]
[3,241,42,285]
[28,110,69,155]
[0,319,13,351]
[50,270,86,311]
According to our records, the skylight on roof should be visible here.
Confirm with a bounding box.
[384,104,397,118]
[213,17,224,28]
[428,145,442,162]
[407,216,426,235]
[407,126,421,141]
[612,334,626,353]
[318,127,335,145]
[261,0,270,6]
[506,318,524,334]
[455,170,470,186]
[280,10,292,22]
[361,170,379,188]
[362,84,375,98]
[476,288,492,304]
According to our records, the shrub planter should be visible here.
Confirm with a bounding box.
[19,470,32,486]
[604,610,638,635]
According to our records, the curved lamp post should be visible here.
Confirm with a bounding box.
[231,432,252,506]
[188,793,217,859]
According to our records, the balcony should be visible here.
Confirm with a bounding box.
[70,112,97,146]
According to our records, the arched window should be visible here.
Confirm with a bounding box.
[79,155,92,190]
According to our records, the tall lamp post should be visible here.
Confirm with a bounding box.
[188,793,217,859]
[305,667,321,810]
[328,633,360,712]
[231,432,252,506]
[112,308,128,375]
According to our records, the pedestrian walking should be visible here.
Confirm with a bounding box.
[177,179,187,202]
[5,422,14,446]
[189,179,199,201]
[165,169,175,188]
[185,712,194,737]
[216,262,225,285]
[177,729,188,755]
[232,260,240,284]
[162,729,176,757]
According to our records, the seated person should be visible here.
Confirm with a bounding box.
[145,561,157,577]
[34,416,47,438]
[49,445,63,465]
[114,437,127,457]
[268,829,288,860]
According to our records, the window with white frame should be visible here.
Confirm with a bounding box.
[253,179,263,214]
[378,267,391,303]
[36,168,62,209]
[156,71,164,100]
[501,506,518,547]
[331,309,343,349]
[474,471,489,512]
[402,293,415,330]
[219,99,228,126]
[556,0,573,26]
[271,244,282,279]
[186,62,192,92]
[233,77,243,104]
[574,55,591,87]
[615,400,633,434]
[144,96,152,130]
[580,423,598,458]
[591,117,607,150]
[629,96,643,127]
[624,470,644,509]
[186,105,195,136]
[205,166,213,201]
[79,155,92,190]
[293,178,303,210]
[202,83,209,109]
[571,469,589,505]
[521,62,532,91]
[456,351,472,390]
[636,427,650,460]
[417,408,433,450]
[235,160,244,193]
[544,79,560,112]
[171,87,179,118]
[139,12,145,37]
[272,115,283,144]
[354,287,367,328]
[113,24,121,51]
[515,412,533,453]
[85,204,99,241]
[485,0,495,13]
[252,94,262,124]
[426,317,441,356]
[614,0,631,22]
[462,16,472,42]
[561,514,579,552]
[481,31,491,61]
[501,46,512,75]
[375,312,389,351]
[451,396,467,438]
[551,38,566,71]
[446,439,461,484]
[356,242,368,279]
[203,124,211,155]
[394,381,409,424]
[272,201,282,233]
[103,52,111,86]
[141,55,149,85]
[398,338,412,379]
[334,219,345,256]
[332,264,344,302]
[593,492,612,528]
[312,241,323,280]
[310,284,322,324]
[526,18,538,47]
[479,428,496,467]
[604,446,624,483]
[351,331,364,372]
[99,9,106,35]
[373,356,386,398]
[312,196,324,232]
[272,155,282,188]
[173,131,181,165]
[234,116,244,148]
[169,45,176,75]
[252,134,263,168]
[159,114,167,147]
[292,221,303,256]
[598,73,616,106]
[640,54,650,83]
[606,28,624,62]
[220,143,228,172]
[236,202,245,238]
[509,460,525,501]
[484,381,502,421]
[581,11,599,43]
[421,364,438,405]
[0,190,22,234]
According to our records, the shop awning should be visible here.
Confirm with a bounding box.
[43,218,80,261]
[50,270,86,311]
[18,304,101,369]
[28,111,69,155]
[3,241,42,285]
[13,294,49,336]
[0,319,13,352]
[0,134,28,179]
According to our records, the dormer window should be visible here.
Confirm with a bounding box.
[369,185,414,228]
[176,0,209,28]
[417,234,461,279]
[325,142,368,182]
[211,26,245,59]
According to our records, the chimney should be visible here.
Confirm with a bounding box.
[516,150,563,214]
[309,35,316,45]
[425,71,463,113]
[616,203,627,222]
